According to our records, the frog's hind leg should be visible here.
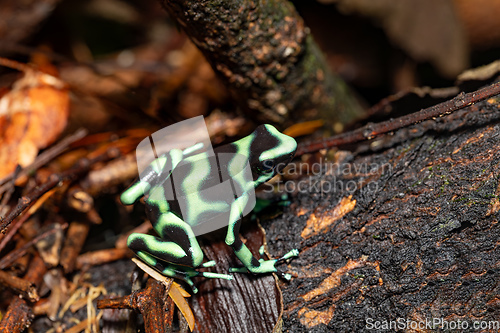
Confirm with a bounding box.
[133,249,231,293]
[121,149,184,205]
[128,232,199,268]
[230,246,299,280]
[225,194,298,278]
[128,211,232,291]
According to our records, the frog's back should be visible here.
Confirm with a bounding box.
[146,147,253,231]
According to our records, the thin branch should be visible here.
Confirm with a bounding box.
[60,221,90,274]
[0,223,68,269]
[0,270,39,302]
[0,57,34,73]
[0,148,119,233]
[0,128,88,191]
[296,81,500,155]
[0,212,30,253]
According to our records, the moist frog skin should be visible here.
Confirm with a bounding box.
[121,124,298,293]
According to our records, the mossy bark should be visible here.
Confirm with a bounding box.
[159,0,364,129]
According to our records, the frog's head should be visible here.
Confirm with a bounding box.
[249,124,297,181]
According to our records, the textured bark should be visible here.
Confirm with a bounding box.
[262,89,500,331]
[190,222,283,333]
[158,0,364,128]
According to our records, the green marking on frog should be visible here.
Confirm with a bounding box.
[121,124,298,292]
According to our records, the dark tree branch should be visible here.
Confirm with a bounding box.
[158,0,364,127]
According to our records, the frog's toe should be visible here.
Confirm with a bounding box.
[276,248,299,264]
[229,266,249,273]
[229,261,295,280]
[229,258,279,275]
[274,249,298,279]
[230,249,299,278]
[177,269,232,293]
[179,275,198,293]
[200,271,233,280]
[275,267,295,281]
[201,260,216,268]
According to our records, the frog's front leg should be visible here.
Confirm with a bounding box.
[121,149,184,205]
[128,211,232,293]
[225,193,298,279]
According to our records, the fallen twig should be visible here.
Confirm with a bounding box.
[0,270,39,302]
[0,148,120,233]
[0,128,88,191]
[0,223,68,269]
[60,221,90,274]
[76,248,130,270]
[97,278,174,333]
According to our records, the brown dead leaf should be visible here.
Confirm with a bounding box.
[0,59,69,179]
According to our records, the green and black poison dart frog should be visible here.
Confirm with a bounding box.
[121,124,298,293]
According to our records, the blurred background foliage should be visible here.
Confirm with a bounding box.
[2,0,500,120]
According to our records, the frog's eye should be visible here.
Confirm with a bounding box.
[258,159,275,174]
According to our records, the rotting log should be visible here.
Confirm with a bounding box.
[262,89,500,331]
[158,0,364,128]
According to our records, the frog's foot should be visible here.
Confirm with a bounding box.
[201,260,216,268]
[229,248,299,280]
[277,248,300,262]
[161,266,233,294]
[135,251,232,293]
[274,248,299,280]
